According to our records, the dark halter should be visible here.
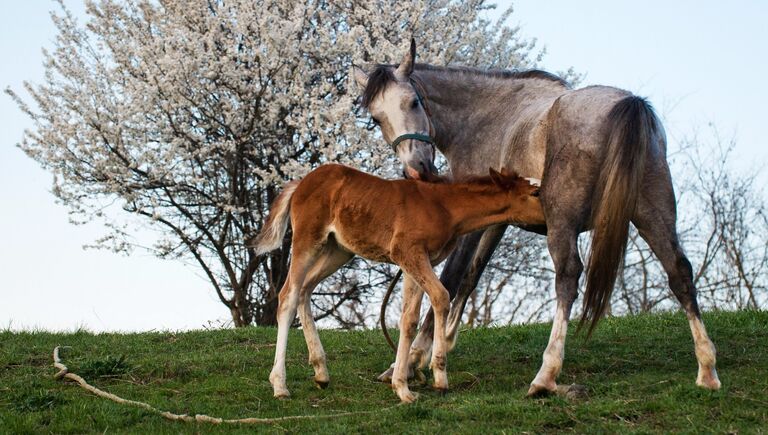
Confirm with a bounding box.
[388,78,436,153]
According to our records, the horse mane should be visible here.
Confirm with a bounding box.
[361,66,397,108]
[414,63,569,87]
[361,63,568,108]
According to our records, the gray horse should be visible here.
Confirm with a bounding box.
[352,40,720,396]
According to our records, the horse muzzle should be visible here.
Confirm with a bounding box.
[403,160,438,182]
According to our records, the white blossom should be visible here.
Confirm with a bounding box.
[8,0,541,326]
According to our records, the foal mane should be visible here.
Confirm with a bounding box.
[361,63,569,108]
[427,171,532,192]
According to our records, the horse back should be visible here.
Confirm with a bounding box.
[539,86,666,226]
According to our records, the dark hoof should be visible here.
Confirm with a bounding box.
[315,380,330,389]
[557,384,588,400]
[433,387,448,396]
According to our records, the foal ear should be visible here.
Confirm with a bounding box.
[489,167,505,187]
[395,38,416,79]
[351,65,369,90]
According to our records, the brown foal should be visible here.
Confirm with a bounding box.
[252,163,544,403]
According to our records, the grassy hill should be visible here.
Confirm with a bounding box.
[1,310,766,433]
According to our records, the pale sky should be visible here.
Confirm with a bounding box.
[1,1,765,332]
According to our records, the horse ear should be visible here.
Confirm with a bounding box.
[351,65,369,90]
[395,38,416,79]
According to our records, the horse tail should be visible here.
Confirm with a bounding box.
[251,180,300,256]
[581,95,657,335]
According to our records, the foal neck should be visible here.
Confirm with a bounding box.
[431,180,515,234]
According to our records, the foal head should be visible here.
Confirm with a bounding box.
[352,39,437,181]
[486,168,543,222]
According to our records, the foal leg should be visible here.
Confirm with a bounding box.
[398,253,452,394]
[633,185,720,389]
[378,232,482,382]
[297,246,354,389]
[528,224,582,397]
[392,275,425,403]
[270,251,316,399]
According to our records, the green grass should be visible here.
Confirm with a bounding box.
[1,310,766,433]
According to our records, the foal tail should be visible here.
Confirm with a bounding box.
[581,96,658,335]
[251,180,300,256]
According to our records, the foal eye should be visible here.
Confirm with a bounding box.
[411,99,420,109]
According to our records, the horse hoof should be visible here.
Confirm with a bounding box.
[526,382,556,398]
[378,365,418,383]
[315,379,330,389]
[398,391,419,404]
[415,368,427,385]
[274,391,290,400]
[377,367,394,383]
[696,372,721,390]
[433,386,448,396]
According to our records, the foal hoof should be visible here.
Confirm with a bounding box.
[314,379,330,390]
[696,370,721,390]
[274,391,291,400]
[526,382,556,398]
[398,390,419,404]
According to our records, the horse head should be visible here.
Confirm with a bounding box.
[352,39,438,181]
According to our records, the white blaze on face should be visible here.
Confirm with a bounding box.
[369,81,433,177]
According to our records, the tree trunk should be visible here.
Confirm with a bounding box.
[229,285,254,327]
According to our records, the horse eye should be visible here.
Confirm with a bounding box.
[411,99,420,110]
[365,117,381,131]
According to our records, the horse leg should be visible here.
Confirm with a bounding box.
[392,275,424,403]
[270,249,317,399]
[446,224,508,350]
[297,245,354,389]
[378,231,483,382]
[527,224,582,397]
[633,184,720,389]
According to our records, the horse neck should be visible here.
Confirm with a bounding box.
[413,68,566,176]
[432,183,511,235]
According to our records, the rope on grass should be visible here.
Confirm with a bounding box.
[52,346,398,425]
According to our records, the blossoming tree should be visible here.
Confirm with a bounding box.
[8,0,544,326]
